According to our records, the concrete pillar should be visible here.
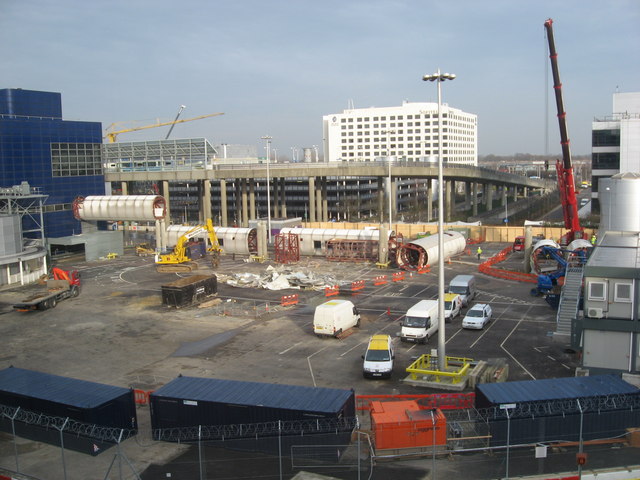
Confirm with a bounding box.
[322,178,328,222]
[524,225,533,273]
[472,182,478,216]
[271,178,279,219]
[465,182,471,210]
[121,181,128,195]
[308,177,316,223]
[512,186,518,202]
[486,184,494,210]
[450,179,456,219]
[378,177,384,224]
[202,179,212,222]
[241,179,248,227]
[249,180,256,221]
[315,179,322,224]
[234,180,242,226]
[523,186,528,198]
[220,179,228,227]
[501,185,508,207]
[161,180,171,224]
[426,180,433,222]
[445,180,452,222]
[279,178,287,218]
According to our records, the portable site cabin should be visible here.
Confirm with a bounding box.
[150,376,356,457]
[476,375,640,446]
[0,366,137,455]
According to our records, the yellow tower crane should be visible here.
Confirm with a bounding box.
[104,112,224,143]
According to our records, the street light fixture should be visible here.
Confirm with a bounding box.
[383,129,396,231]
[261,135,272,243]
[423,69,456,371]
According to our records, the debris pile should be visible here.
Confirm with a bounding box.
[219,265,341,291]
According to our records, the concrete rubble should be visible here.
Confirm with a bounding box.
[219,265,340,291]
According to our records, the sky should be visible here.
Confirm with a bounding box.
[1,0,638,159]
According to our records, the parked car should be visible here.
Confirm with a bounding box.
[448,275,477,307]
[462,304,493,330]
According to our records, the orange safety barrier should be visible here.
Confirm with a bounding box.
[351,280,365,291]
[391,272,405,282]
[134,389,152,405]
[478,245,538,284]
[281,294,299,306]
[324,285,340,297]
[373,275,388,286]
[356,392,475,411]
[417,265,431,274]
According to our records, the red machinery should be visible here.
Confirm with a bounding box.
[544,18,584,244]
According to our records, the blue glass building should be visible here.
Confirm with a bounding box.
[0,88,105,238]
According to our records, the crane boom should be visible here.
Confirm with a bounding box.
[104,112,224,143]
[544,18,582,242]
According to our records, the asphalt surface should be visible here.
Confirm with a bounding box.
[0,243,637,480]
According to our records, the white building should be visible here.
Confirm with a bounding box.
[322,101,478,165]
[591,92,640,208]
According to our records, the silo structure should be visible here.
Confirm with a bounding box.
[396,231,466,270]
[73,195,166,221]
[599,172,640,233]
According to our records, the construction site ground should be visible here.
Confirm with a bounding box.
[1,242,638,480]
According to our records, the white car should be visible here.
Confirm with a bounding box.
[462,304,492,329]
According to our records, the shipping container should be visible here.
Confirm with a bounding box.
[150,376,355,443]
[370,401,446,451]
[161,274,217,308]
[0,366,137,455]
[476,375,640,446]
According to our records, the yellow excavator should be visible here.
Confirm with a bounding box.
[155,219,222,273]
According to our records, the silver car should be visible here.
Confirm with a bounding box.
[462,304,492,329]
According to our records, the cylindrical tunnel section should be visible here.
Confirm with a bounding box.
[279,227,393,256]
[73,195,166,221]
[397,231,466,270]
[167,225,257,255]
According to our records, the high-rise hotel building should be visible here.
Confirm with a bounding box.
[322,101,478,165]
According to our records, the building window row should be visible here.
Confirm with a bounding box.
[51,142,102,177]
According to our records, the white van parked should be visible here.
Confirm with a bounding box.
[313,299,360,337]
[444,293,462,322]
[362,334,395,379]
[400,299,438,343]
[448,275,477,307]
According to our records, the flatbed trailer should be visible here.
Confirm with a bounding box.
[13,271,81,311]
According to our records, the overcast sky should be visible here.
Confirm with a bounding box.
[1,0,638,158]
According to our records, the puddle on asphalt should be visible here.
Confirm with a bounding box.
[172,329,240,357]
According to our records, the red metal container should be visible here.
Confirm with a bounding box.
[370,400,446,450]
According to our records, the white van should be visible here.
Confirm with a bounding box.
[362,334,394,379]
[400,299,438,343]
[444,293,462,322]
[313,299,360,337]
[448,275,477,307]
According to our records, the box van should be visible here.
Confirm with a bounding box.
[362,334,394,379]
[513,236,525,252]
[448,275,477,307]
[400,300,438,343]
[313,299,360,337]
[444,293,462,322]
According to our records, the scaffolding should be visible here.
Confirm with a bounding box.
[274,233,300,264]
[326,239,378,262]
[0,182,48,247]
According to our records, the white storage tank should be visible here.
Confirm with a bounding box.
[396,231,466,270]
[73,195,166,221]
[599,172,640,233]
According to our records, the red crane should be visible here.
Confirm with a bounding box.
[544,18,584,244]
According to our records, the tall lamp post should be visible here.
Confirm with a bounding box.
[261,135,273,243]
[423,69,456,371]
[383,129,395,231]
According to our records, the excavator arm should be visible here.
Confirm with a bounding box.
[155,219,222,272]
